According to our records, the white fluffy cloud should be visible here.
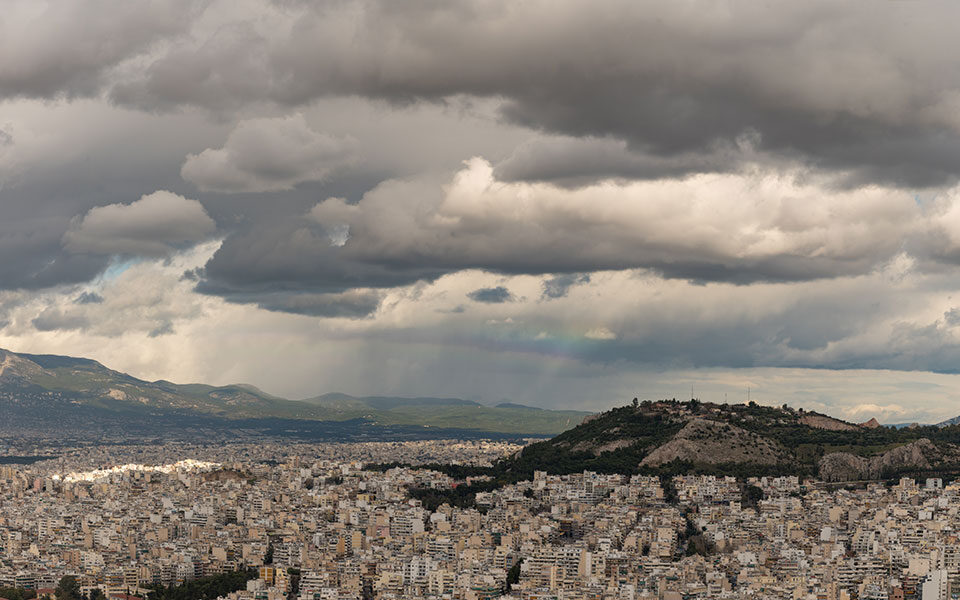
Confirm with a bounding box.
[309,157,924,283]
[181,114,358,193]
[62,190,216,257]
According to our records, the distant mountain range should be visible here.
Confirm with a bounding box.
[0,348,589,436]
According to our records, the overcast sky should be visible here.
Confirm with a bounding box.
[4,0,960,423]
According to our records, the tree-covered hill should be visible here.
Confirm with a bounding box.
[499,399,960,481]
[386,399,960,510]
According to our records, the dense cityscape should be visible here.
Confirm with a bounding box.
[0,439,959,600]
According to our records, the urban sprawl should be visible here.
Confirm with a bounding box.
[0,440,958,600]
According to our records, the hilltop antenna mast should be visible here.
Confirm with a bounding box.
[747,387,751,403]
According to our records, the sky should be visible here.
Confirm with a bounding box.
[4,0,960,423]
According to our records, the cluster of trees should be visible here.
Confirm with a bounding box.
[145,569,257,600]
[407,478,501,512]
[0,587,36,600]
[365,462,495,479]
[741,484,764,510]
[680,511,715,558]
[52,577,80,600]
[33,577,107,600]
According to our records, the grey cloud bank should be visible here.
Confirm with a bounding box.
[58,0,960,186]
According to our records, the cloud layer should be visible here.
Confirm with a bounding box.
[4,0,960,418]
[2,0,953,185]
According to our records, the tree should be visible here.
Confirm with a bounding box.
[55,576,81,600]
[88,589,107,600]
[287,568,301,596]
[505,558,523,592]
[742,484,764,510]
[632,397,639,408]
[264,542,274,565]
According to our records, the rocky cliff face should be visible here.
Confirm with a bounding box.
[799,413,859,431]
[640,418,788,467]
[817,439,937,482]
[0,349,46,383]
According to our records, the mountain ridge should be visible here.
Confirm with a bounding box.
[0,347,588,435]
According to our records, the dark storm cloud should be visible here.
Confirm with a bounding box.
[94,0,960,185]
[148,322,175,337]
[250,291,382,318]
[232,160,917,297]
[74,292,104,305]
[6,0,960,299]
[181,114,359,193]
[493,137,751,185]
[180,268,203,282]
[0,219,109,290]
[31,307,90,332]
[944,308,960,328]
[0,99,230,292]
[0,0,201,100]
[196,220,450,296]
[8,0,960,336]
[467,286,513,304]
[541,274,590,299]
[196,270,384,318]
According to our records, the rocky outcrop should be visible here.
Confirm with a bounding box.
[592,439,635,455]
[0,349,45,383]
[640,418,788,467]
[800,414,858,431]
[859,418,881,429]
[818,439,935,482]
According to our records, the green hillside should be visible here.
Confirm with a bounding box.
[386,399,960,510]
